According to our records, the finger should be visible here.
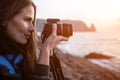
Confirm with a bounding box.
[51,23,57,35]
[58,36,69,41]
[53,36,69,47]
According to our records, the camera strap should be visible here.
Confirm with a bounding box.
[41,28,64,80]
[50,49,64,80]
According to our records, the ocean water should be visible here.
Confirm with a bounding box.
[57,32,120,57]
[56,32,120,72]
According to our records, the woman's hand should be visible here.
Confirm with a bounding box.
[38,23,69,65]
[43,23,68,50]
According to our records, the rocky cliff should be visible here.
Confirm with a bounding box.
[89,23,96,31]
[36,19,96,32]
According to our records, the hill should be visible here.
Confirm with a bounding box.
[36,19,96,32]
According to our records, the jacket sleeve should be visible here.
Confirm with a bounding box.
[0,65,21,80]
[30,64,50,80]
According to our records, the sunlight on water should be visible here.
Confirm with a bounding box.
[57,32,120,72]
[57,32,120,58]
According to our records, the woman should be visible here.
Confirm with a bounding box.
[0,0,68,80]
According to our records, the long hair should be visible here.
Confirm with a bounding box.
[0,0,37,75]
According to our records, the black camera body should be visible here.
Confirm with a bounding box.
[42,18,73,42]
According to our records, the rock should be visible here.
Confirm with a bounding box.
[84,52,114,59]
[89,23,96,31]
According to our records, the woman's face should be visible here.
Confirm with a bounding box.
[7,5,35,45]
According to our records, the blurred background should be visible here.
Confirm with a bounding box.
[33,0,120,78]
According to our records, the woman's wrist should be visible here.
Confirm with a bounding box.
[37,43,51,65]
[41,43,51,51]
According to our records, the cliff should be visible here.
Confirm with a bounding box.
[36,19,96,32]
[89,23,96,31]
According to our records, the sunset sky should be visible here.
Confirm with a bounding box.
[33,0,120,31]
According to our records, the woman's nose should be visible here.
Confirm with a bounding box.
[28,25,34,32]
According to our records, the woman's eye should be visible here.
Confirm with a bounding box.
[24,18,31,21]
[25,18,33,23]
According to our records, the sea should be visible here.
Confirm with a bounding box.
[56,32,120,73]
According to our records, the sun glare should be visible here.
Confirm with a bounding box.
[34,0,120,30]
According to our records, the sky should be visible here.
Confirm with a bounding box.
[33,0,120,31]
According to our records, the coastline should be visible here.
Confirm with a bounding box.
[54,48,120,80]
[37,36,120,80]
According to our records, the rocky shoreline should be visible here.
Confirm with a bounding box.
[54,48,120,80]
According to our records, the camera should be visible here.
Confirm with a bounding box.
[42,18,73,42]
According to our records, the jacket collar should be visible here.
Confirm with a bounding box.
[3,53,23,66]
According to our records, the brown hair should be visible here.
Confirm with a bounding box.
[0,0,37,75]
